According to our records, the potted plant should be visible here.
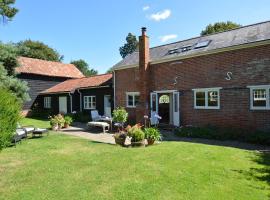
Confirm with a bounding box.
[64,115,73,128]
[49,116,58,131]
[55,114,65,130]
[144,127,161,145]
[112,107,128,131]
[127,124,145,147]
[113,131,127,146]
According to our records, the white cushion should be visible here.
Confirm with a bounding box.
[16,129,25,136]
[25,127,35,132]
[88,122,109,127]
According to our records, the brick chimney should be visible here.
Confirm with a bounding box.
[136,27,150,123]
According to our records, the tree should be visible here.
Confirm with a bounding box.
[70,59,98,77]
[106,67,113,73]
[201,21,241,36]
[0,64,30,103]
[119,33,138,58]
[0,42,18,76]
[16,40,63,62]
[0,88,21,150]
[0,0,18,23]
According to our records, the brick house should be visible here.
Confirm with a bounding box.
[112,21,270,130]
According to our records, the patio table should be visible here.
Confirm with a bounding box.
[98,117,113,131]
[32,128,49,137]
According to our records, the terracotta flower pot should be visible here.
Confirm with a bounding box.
[147,139,155,145]
[64,123,69,128]
[51,125,58,131]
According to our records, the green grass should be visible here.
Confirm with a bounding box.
[20,117,50,129]
[0,118,269,200]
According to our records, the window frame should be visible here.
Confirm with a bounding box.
[84,96,96,110]
[44,97,51,109]
[192,87,221,110]
[126,92,140,108]
[247,85,270,110]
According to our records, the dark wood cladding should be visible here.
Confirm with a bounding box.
[17,73,70,110]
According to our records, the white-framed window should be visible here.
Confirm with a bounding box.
[84,96,96,109]
[247,85,270,110]
[193,87,221,109]
[44,97,51,109]
[126,92,140,108]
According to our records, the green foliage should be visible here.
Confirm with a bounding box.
[16,40,63,62]
[70,59,98,77]
[0,64,30,102]
[112,107,128,123]
[106,67,113,73]
[127,124,145,142]
[0,42,18,75]
[64,115,73,125]
[67,112,90,123]
[175,125,270,145]
[49,114,65,129]
[0,89,21,150]
[0,0,18,23]
[144,127,161,141]
[119,33,138,58]
[201,21,241,36]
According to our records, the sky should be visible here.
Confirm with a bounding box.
[1,0,270,74]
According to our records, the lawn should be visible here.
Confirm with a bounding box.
[0,118,269,200]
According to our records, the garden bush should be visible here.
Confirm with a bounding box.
[175,125,270,146]
[0,89,21,150]
[127,124,145,142]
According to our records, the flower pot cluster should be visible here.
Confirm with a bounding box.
[113,124,161,147]
[112,107,162,148]
[49,114,73,131]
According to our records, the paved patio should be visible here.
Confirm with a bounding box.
[59,122,115,144]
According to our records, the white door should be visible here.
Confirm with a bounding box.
[150,92,159,125]
[59,96,67,114]
[104,95,112,117]
[173,92,180,126]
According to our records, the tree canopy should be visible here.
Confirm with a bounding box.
[0,42,18,76]
[16,40,63,62]
[119,33,138,58]
[201,21,241,36]
[0,0,18,23]
[70,59,98,77]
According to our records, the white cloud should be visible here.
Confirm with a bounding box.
[143,6,150,11]
[159,34,178,43]
[149,9,171,21]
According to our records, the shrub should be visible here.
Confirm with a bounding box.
[144,127,162,141]
[127,124,145,142]
[49,114,65,129]
[175,125,270,146]
[113,107,128,124]
[0,89,21,150]
[64,115,73,125]
[72,112,90,123]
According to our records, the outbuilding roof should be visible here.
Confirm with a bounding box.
[16,57,84,78]
[113,21,270,70]
[40,73,112,94]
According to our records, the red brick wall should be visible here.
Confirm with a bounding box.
[115,44,270,130]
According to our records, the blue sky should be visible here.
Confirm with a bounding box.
[1,0,270,73]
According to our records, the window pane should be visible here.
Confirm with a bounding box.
[253,89,266,107]
[128,95,133,106]
[196,92,205,107]
[208,91,218,107]
[159,95,170,104]
[134,95,140,106]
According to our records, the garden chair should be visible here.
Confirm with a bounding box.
[17,123,35,136]
[91,110,102,121]
[13,128,27,145]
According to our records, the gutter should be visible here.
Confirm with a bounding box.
[113,70,116,109]
[78,89,82,112]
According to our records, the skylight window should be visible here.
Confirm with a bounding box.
[168,48,179,54]
[181,45,192,52]
[194,40,211,49]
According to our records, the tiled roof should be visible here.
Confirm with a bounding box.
[16,57,84,78]
[40,73,112,94]
[113,21,270,69]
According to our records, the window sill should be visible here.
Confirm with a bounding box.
[250,107,270,110]
[126,106,136,108]
[84,108,96,110]
[194,107,220,110]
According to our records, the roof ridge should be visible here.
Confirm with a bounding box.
[150,20,270,50]
[19,56,74,66]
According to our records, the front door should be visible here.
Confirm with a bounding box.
[59,96,67,114]
[104,95,112,117]
[173,91,180,126]
[158,93,170,124]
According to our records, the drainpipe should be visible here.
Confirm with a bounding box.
[113,70,116,109]
[69,93,73,113]
[78,89,82,112]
